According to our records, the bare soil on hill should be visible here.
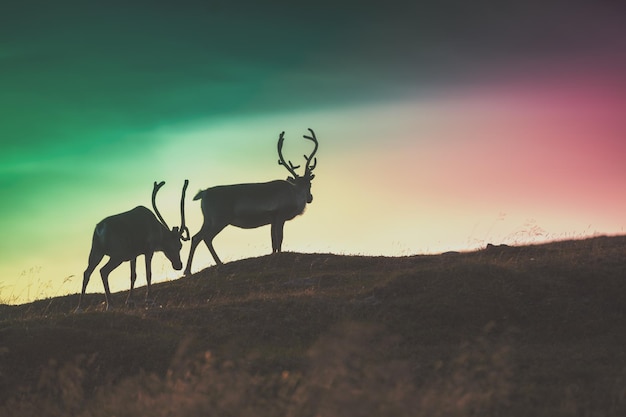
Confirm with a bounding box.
[1,236,625,416]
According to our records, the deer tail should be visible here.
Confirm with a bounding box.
[192,190,205,201]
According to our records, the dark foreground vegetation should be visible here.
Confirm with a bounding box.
[1,236,625,416]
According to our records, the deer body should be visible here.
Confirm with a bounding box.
[76,181,189,311]
[184,129,318,274]
[199,179,310,228]
[91,206,176,261]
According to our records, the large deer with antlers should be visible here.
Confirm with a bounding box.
[184,128,318,274]
[76,180,190,311]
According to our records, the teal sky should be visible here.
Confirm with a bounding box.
[2,1,625,302]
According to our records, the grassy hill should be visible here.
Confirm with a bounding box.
[1,236,625,416]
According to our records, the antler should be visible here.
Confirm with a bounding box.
[179,179,190,241]
[277,129,319,179]
[303,128,318,178]
[277,131,301,178]
[152,181,170,229]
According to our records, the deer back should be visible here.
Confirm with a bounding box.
[94,206,165,261]
[197,180,310,228]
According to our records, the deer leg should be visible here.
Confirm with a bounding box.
[76,247,104,312]
[204,236,223,266]
[184,230,204,275]
[144,252,153,303]
[125,258,137,307]
[185,223,226,274]
[203,224,227,266]
[100,258,123,311]
[271,221,285,253]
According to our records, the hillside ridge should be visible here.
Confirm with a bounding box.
[1,235,625,416]
[4,234,625,314]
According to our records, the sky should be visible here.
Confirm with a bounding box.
[1,0,625,303]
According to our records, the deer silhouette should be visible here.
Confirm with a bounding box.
[76,180,190,311]
[184,129,318,274]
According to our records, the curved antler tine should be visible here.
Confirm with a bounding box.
[305,156,317,171]
[277,130,300,178]
[302,128,319,177]
[152,181,170,229]
[180,179,190,241]
[303,128,316,140]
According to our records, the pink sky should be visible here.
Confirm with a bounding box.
[381,68,625,210]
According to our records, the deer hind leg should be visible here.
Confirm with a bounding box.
[125,258,137,308]
[204,235,224,266]
[100,258,123,311]
[76,247,104,312]
[202,223,227,266]
[271,221,285,253]
[184,230,203,275]
[185,223,226,275]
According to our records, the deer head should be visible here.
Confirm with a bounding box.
[152,180,190,238]
[151,180,190,269]
[277,128,318,202]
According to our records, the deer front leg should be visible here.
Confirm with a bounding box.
[125,258,137,307]
[271,221,285,253]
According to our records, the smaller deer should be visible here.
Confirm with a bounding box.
[76,180,190,311]
[184,129,319,274]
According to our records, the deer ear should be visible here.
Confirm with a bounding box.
[172,226,180,233]
[287,176,295,183]
[309,174,315,180]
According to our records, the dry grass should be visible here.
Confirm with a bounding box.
[1,236,625,416]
